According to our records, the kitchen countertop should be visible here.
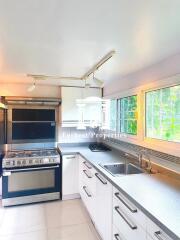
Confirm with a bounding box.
[58,144,180,240]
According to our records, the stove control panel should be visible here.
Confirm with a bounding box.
[2,156,60,168]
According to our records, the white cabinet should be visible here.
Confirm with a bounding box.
[94,171,113,240]
[113,225,127,240]
[79,155,96,221]
[78,157,175,240]
[79,155,112,240]
[62,154,79,200]
[112,187,146,240]
[0,176,2,198]
[61,87,102,127]
[146,218,173,240]
[61,87,82,126]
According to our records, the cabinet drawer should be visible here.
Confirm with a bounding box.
[113,187,146,230]
[147,218,173,240]
[80,183,96,222]
[81,164,96,194]
[113,225,127,240]
[113,203,146,240]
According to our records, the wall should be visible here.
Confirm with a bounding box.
[58,127,96,143]
[0,83,61,98]
[104,53,180,97]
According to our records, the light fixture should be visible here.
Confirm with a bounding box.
[0,97,7,109]
[82,50,116,80]
[92,72,104,88]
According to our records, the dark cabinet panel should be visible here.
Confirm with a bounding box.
[12,122,56,140]
[12,109,55,122]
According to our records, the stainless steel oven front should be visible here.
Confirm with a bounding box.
[2,164,61,206]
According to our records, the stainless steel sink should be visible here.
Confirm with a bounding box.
[100,163,144,176]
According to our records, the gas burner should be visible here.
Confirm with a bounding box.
[2,148,60,168]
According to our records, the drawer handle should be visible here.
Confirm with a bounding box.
[154,231,167,240]
[114,206,137,230]
[83,161,92,169]
[114,234,121,240]
[83,170,92,178]
[83,186,92,197]
[95,173,107,185]
[114,192,137,213]
[65,156,76,159]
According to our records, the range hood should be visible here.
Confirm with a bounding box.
[0,97,7,109]
[5,97,61,106]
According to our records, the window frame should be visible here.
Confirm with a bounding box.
[143,83,180,144]
[117,94,138,136]
[144,84,180,143]
[103,74,180,156]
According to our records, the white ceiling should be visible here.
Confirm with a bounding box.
[0,0,180,86]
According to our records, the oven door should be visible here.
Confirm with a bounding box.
[2,165,61,200]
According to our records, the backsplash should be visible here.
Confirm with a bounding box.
[58,127,96,143]
[102,137,180,167]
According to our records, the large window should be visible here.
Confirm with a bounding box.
[105,99,117,131]
[146,85,180,142]
[119,95,137,135]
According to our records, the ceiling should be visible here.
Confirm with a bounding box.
[0,0,180,86]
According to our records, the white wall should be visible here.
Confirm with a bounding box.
[58,127,96,143]
[0,83,61,98]
[104,53,180,97]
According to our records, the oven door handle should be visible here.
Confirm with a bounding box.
[3,165,59,175]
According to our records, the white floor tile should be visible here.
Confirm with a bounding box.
[0,203,46,236]
[0,200,6,227]
[45,199,90,229]
[47,223,99,240]
[0,199,99,240]
[0,230,48,240]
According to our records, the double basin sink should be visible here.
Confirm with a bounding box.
[100,162,144,176]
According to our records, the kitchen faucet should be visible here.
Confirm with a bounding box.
[138,149,152,173]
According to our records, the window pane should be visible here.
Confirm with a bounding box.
[146,85,180,142]
[120,95,137,135]
[108,99,117,131]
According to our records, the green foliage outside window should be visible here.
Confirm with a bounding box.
[119,95,137,135]
[146,85,180,142]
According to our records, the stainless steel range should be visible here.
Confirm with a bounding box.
[2,148,62,206]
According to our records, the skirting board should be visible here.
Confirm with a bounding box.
[62,193,80,200]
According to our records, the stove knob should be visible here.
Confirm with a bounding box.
[6,161,10,166]
[35,159,39,164]
[22,160,26,165]
[17,160,21,165]
[44,158,49,164]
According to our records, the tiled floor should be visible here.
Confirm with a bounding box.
[0,199,100,240]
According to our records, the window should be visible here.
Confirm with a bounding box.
[146,85,180,142]
[109,99,117,131]
[118,95,137,135]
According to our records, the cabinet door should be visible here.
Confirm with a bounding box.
[79,156,97,222]
[61,87,82,126]
[61,87,102,127]
[146,218,173,240]
[94,172,112,240]
[0,176,2,197]
[83,88,102,126]
[113,225,127,240]
[62,155,79,199]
